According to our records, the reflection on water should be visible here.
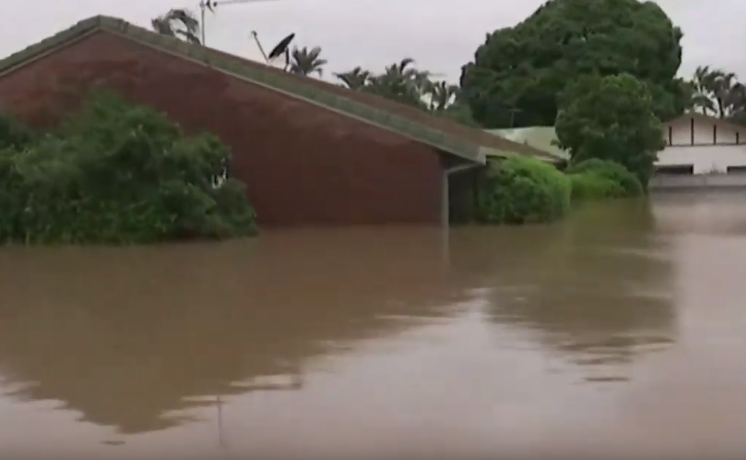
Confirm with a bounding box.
[455,201,676,375]
[0,229,460,435]
[0,193,745,457]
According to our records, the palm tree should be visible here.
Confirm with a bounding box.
[726,83,746,119]
[288,46,327,77]
[711,71,738,118]
[151,8,201,44]
[689,66,745,118]
[363,73,422,107]
[333,59,466,117]
[382,58,432,94]
[427,81,459,111]
[358,58,433,108]
[334,67,372,90]
[689,66,717,115]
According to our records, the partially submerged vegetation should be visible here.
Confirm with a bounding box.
[476,157,572,225]
[0,93,257,245]
[152,0,684,229]
[472,156,643,226]
[566,159,643,201]
[1,0,678,239]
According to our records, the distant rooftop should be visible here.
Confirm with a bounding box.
[486,126,569,160]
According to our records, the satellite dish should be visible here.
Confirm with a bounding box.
[268,33,295,60]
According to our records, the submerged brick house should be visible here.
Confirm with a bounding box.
[0,15,555,227]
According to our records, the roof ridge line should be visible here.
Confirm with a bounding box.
[103,16,488,163]
[0,14,487,163]
[0,14,556,164]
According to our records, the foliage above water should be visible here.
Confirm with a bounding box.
[459,0,686,128]
[556,73,665,189]
[566,159,643,201]
[476,156,571,225]
[0,93,257,245]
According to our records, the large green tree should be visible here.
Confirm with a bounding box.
[460,0,685,128]
[555,73,665,188]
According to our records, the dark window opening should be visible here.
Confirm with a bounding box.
[656,165,694,175]
[727,166,746,174]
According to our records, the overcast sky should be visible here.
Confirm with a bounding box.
[0,0,741,82]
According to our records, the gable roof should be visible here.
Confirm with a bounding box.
[667,112,746,133]
[0,15,559,165]
[486,126,569,160]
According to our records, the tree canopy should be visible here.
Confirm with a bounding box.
[460,0,685,128]
[555,73,665,188]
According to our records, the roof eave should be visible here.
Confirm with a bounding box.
[0,17,103,78]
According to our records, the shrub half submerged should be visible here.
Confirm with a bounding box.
[476,156,571,225]
[566,158,643,201]
[0,93,257,245]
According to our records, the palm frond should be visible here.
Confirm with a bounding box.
[151,8,201,44]
[288,45,327,76]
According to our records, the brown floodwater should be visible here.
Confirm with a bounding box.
[1,190,746,459]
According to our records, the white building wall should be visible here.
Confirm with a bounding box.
[658,115,746,174]
[657,145,746,174]
[666,115,744,146]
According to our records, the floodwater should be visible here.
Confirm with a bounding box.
[1,191,746,459]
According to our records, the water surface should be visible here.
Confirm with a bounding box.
[1,191,746,459]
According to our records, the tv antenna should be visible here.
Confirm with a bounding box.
[198,0,284,45]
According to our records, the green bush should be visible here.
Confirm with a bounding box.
[476,156,571,225]
[0,111,36,150]
[0,93,257,245]
[568,173,624,201]
[566,159,643,200]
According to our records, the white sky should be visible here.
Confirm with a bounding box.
[0,0,741,83]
